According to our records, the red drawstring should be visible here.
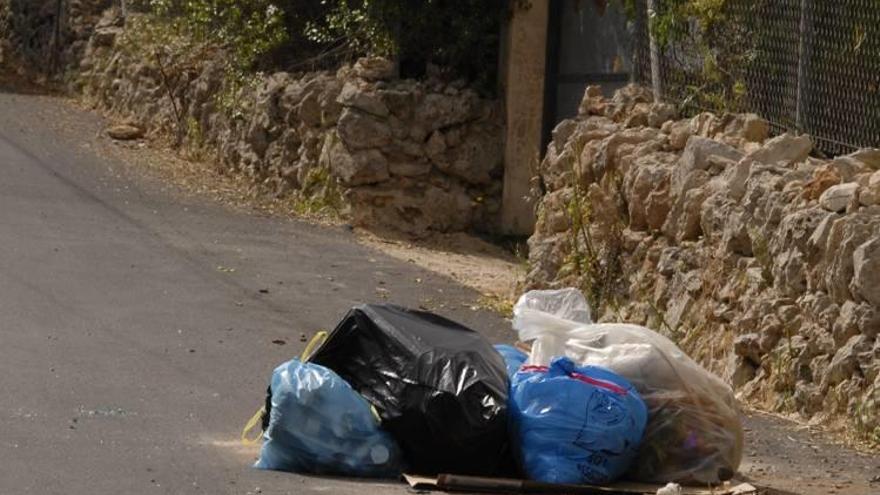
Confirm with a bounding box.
[569,372,627,395]
[519,365,626,395]
[520,365,549,373]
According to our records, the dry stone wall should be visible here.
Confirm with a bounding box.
[0,0,111,73]
[75,12,503,234]
[528,84,880,438]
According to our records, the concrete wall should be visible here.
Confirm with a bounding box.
[500,1,549,236]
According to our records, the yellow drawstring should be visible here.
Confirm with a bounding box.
[300,330,329,362]
[241,406,265,445]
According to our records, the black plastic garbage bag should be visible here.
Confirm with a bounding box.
[310,304,511,475]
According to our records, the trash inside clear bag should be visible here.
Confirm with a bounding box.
[512,290,744,485]
[255,359,403,478]
[509,357,647,485]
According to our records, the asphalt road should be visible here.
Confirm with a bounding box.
[0,85,877,495]
[0,90,511,494]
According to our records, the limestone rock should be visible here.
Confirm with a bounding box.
[92,26,121,47]
[415,93,478,132]
[627,155,672,230]
[353,57,395,81]
[323,137,389,186]
[852,237,880,307]
[663,119,693,151]
[377,88,418,119]
[721,158,753,200]
[820,182,860,212]
[665,291,694,330]
[106,124,143,140]
[348,181,474,234]
[832,301,875,347]
[624,103,650,127]
[729,355,757,388]
[746,133,812,166]
[388,161,431,178]
[536,188,573,234]
[803,165,841,200]
[740,114,770,142]
[671,136,743,198]
[336,82,389,117]
[647,103,677,128]
[827,156,873,182]
[664,170,710,241]
[859,170,880,206]
[296,90,323,127]
[771,207,831,259]
[434,128,503,185]
[734,333,763,364]
[821,213,880,303]
[847,148,880,170]
[592,127,662,180]
[826,334,874,386]
[336,107,392,150]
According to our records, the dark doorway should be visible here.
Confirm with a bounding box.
[542,0,635,148]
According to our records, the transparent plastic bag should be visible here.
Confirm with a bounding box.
[513,289,592,367]
[255,359,403,478]
[509,357,647,485]
[512,290,744,485]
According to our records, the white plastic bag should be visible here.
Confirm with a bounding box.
[513,289,592,367]
[512,290,744,485]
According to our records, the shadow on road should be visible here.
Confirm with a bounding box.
[0,65,61,96]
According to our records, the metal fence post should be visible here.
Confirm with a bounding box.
[647,0,662,102]
[795,0,809,132]
[48,0,63,74]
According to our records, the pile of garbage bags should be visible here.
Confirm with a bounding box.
[513,289,744,485]
[252,290,743,487]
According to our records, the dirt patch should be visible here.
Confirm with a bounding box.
[356,229,525,303]
[739,410,880,495]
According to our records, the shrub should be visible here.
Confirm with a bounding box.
[140,0,505,92]
[302,0,506,91]
[147,0,288,70]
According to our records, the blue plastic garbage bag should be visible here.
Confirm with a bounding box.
[494,344,528,378]
[256,359,403,477]
[509,357,647,485]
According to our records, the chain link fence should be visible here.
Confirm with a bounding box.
[634,0,880,156]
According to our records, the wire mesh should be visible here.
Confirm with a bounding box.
[635,0,880,155]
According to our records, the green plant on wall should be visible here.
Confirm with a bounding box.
[560,141,627,318]
[148,0,288,71]
[293,165,344,217]
[303,0,505,92]
[303,1,395,57]
[622,0,755,114]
